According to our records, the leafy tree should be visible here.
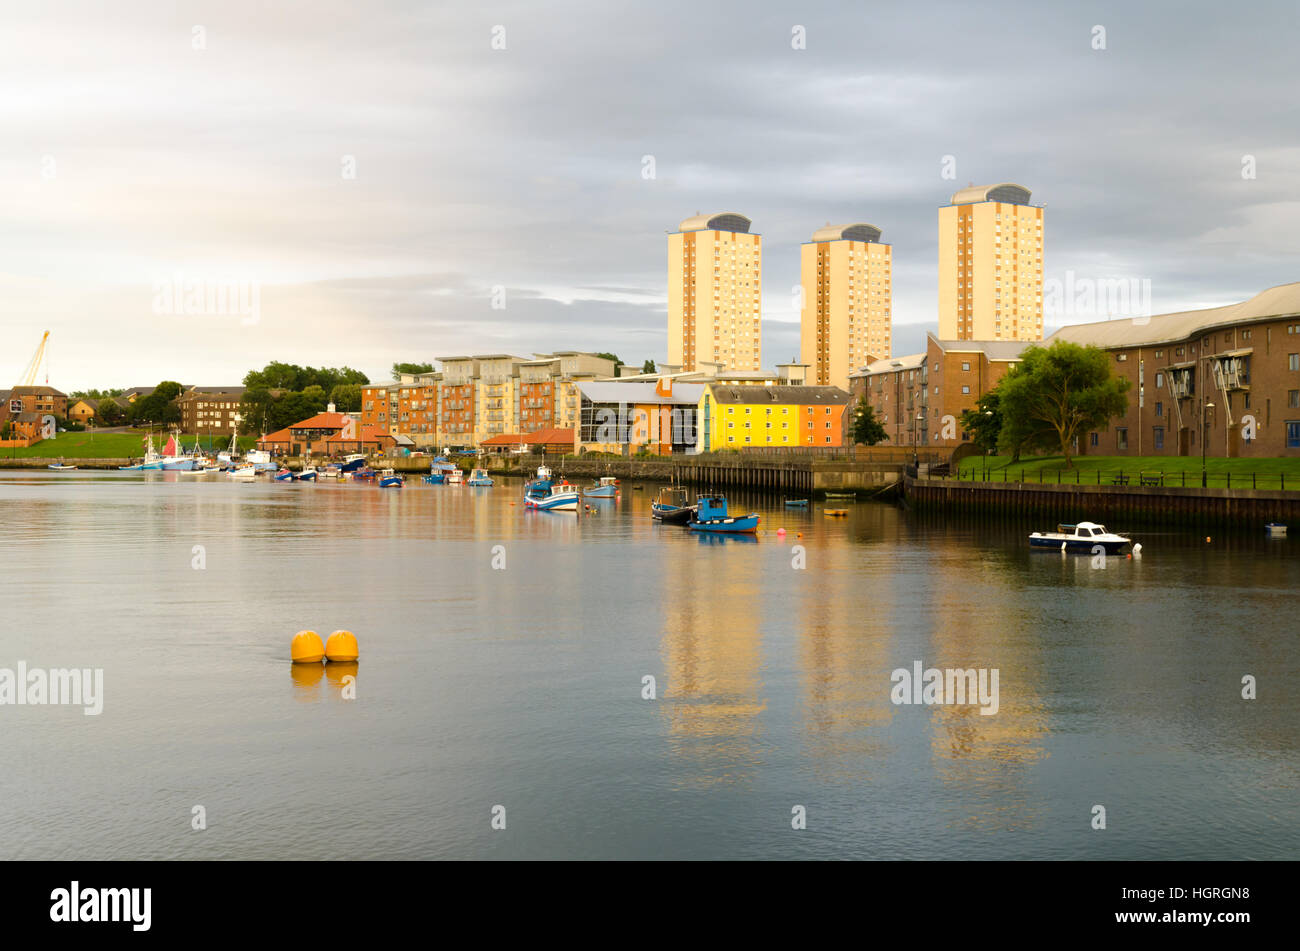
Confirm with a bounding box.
[641,359,656,374]
[849,397,888,446]
[958,390,1003,454]
[392,362,434,378]
[97,399,125,425]
[996,341,1130,468]
[595,352,624,376]
[129,381,183,426]
[329,383,363,412]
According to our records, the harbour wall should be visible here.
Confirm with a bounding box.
[904,476,1299,526]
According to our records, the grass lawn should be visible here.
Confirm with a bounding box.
[956,454,1300,490]
[3,430,258,459]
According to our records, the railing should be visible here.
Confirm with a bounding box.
[936,466,1296,491]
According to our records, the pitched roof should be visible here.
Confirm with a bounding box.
[9,385,67,397]
[579,381,706,405]
[481,428,575,446]
[324,423,393,445]
[288,412,349,430]
[1047,281,1300,349]
[851,352,927,377]
[181,386,246,398]
[930,335,1031,361]
[706,384,851,405]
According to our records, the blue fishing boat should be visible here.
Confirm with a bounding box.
[338,453,367,472]
[651,485,695,524]
[688,496,759,534]
[296,467,318,482]
[524,479,579,511]
[378,469,404,488]
[583,476,619,498]
[273,468,295,481]
[784,499,809,507]
[423,469,446,485]
[466,468,493,486]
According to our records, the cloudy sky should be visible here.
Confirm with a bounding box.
[4,0,1298,390]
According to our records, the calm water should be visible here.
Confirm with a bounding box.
[0,470,1296,860]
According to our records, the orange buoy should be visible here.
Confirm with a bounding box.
[291,630,325,664]
[325,630,359,663]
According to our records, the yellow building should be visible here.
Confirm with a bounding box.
[938,183,1044,342]
[696,384,851,451]
[800,223,892,389]
[668,212,762,373]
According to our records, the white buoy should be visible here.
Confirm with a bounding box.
[1060,542,1067,553]
[1132,542,1142,555]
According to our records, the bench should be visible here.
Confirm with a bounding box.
[1139,474,1163,487]
[1110,475,1130,486]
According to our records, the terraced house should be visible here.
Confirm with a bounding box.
[696,384,851,451]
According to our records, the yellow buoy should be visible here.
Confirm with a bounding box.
[325,630,359,663]
[291,630,325,664]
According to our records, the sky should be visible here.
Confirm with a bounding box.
[3,0,1298,390]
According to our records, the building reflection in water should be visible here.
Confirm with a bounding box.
[659,538,766,789]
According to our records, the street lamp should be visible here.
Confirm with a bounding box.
[1202,401,1215,487]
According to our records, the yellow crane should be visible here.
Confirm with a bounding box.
[16,331,50,387]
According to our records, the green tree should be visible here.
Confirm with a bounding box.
[392,362,434,378]
[129,381,183,427]
[595,352,624,376]
[958,390,1003,454]
[97,399,125,425]
[641,359,656,374]
[996,341,1130,468]
[849,397,888,446]
[328,383,362,412]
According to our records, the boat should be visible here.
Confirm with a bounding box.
[651,485,695,524]
[228,464,257,481]
[688,496,759,534]
[466,468,493,486]
[446,467,464,485]
[784,499,809,507]
[583,476,619,498]
[338,453,367,473]
[378,469,404,488]
[825,492,855,500]
[524,479,579,511]
[431,455,458,472]
[824,508,849,517]
[423,468,446,485]
[47,462,77,471]
[244,449,278,472]
[160,434,199,471]
[273,468,295,482]
[1028,521,1132,554]
[350,467,376,482]
[1266,522,1288,537]
[297,466,318,482]
[318,464,343,479]
[119,433,168,470]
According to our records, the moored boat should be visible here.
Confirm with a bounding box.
[228,464,257,481]
[651,485,695,524]
[784,498,809,507]
[273,468,295,482]
[296,466,318,482]
[688,495,759,534]
[1029,521,1132,554]
[524,478,579,511]
[466,467,493,486]
[446,467,464,485]
[47,462,77,471]
[378,469,404,488]
[583,476,619,498]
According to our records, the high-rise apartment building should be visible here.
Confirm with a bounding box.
[799,223,892,389]
[668,212,762,372]
[938,183,1044,341]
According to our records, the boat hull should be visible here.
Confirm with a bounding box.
[584,485,617,497]
[652,504,694,524]
[296,472,318,482]
[423,473,445,485]
[379,478,403,488]
[1029,536,1128,554]
[466,478,493,486]
[689,515,759,534]
[525,492,579,511]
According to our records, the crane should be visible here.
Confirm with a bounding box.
[16,331,50,387]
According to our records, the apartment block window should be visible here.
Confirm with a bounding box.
[961,362,970,371]
[1291,354,1300,371]
[1289,422,1300,449]
[1153,427,1164,450]
[1116,428,1129,450]
[961,385,971,394]
[1289,390,1300,409]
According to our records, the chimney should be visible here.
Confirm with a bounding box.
[327,402,336,413]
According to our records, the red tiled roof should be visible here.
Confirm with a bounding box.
[289,412,349,431]
[481,428,575,447]
[324,423,393,445]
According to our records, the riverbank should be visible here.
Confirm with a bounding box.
[905,474,1299,526]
